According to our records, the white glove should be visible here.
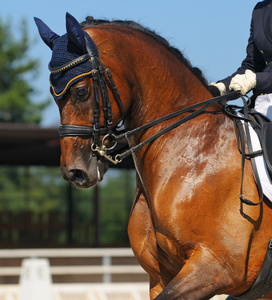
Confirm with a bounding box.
[209,82,226,95]
[229,69,256,95]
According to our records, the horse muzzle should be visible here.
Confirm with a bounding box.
[60,155,108,189]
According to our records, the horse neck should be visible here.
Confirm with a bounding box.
[88,25,214,128]
[90,26,232,185]
[98,28,233,189]
[116,31,214,130]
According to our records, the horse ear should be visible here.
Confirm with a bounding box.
[66,12,99,57]
[34,17,60,50]
[66,12,87,52]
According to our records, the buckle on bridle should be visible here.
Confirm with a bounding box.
[91,134,122,165]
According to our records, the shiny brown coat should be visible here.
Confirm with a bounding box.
[56,24,272,299]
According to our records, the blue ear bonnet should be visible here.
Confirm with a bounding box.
[49,32,96,98]
[34,13,99,99]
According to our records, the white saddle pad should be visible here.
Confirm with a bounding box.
[245,118,272,201]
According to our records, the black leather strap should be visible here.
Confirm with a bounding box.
[58,124,108,137]
[239,98,263,206]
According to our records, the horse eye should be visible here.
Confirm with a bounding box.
[77,87,88,99]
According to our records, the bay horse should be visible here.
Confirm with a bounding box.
[35,13,272,299]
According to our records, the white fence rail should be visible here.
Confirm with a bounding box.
[0,248,136,258]
[0,283,150,300]
[0,248,227,300]
[0,248,148,300]
[0,248,146,282]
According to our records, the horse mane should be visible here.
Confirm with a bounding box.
[81,17,212,91]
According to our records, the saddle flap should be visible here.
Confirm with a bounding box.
[263,121,272,176]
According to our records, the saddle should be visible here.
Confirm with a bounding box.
[222,97,272,205]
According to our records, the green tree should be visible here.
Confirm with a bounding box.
[0,17,136,248]
[0,17,55,247]
[0,17,49,123]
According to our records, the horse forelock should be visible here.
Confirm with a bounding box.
[80,16,209,89]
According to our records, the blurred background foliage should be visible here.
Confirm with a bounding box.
[0,17,50,123]
[0,167,136,247]
[0,18,136,248]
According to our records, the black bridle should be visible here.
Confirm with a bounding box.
[57,52,239,165]
[53,47,242,165]
[52,35,245,165]
[53,37,125,163]
[58,56,125,142]
[53,48,263,197]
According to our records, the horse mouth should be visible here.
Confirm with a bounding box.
[61,158,109,189]
[70,168,100,189]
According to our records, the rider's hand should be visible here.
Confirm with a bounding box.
[229,69,256,95]
[209,82,226,96]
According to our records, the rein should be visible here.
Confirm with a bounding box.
[59,90,239,164]
[55,38,241,165]
[112,91,240,162]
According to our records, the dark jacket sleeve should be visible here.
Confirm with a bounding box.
[255,66,272,93]
[220,7,269,94]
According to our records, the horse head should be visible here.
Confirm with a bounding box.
[35,13,126,188]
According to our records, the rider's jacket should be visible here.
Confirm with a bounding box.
[221,0,272,95]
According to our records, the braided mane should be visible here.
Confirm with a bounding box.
[81,17,209,89]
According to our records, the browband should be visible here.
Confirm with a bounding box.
[49,53,91,74]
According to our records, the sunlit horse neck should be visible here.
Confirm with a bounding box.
[85,21,239,192]
[84,21,213,121]
[83,21,226,179]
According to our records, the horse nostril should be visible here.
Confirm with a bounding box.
[69,169,85,183]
